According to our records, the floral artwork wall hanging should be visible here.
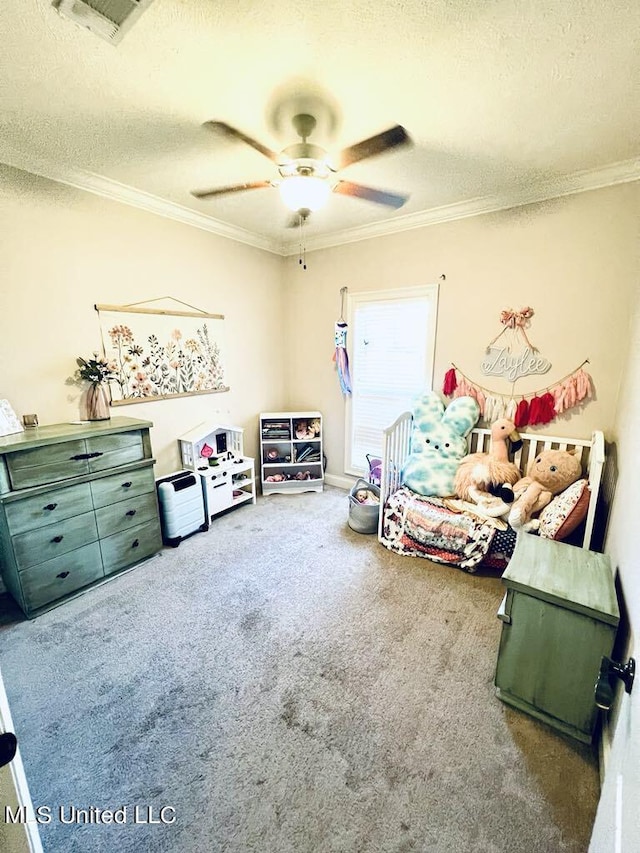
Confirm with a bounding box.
[96,299,229,405]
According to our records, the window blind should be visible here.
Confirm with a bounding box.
[345,287,438,475]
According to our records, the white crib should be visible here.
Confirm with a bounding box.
[378,412,605,550]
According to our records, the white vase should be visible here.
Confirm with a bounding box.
[86,384,110,421]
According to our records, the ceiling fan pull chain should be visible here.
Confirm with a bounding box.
[298,214,303,266]
[296,211,307,270]
[302,214,307,270]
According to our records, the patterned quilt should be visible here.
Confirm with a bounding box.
[380,487,510,572]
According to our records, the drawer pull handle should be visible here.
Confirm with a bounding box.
[126,509,137,517]
[87,451,104,459]
[132,539,140,548]
[51,535,64,543]
[69,451,104,461]
[122,481,133,489]
[56,571,70,579]
[44,503,58,511]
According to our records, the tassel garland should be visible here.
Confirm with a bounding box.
[442,367,458,396]
[514,399,529,429]
[444,360,592,427]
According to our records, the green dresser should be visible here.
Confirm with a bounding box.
[494,533,619,743]
[0,417,162,618]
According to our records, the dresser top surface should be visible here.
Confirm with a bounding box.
[503,533,619,624]
[0,417,153,454]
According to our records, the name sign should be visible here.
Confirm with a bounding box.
[481,346,551,381]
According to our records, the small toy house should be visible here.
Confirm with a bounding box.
[178,423,244,470]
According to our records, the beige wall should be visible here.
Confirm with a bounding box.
[0,165,285,474]
[1,167,637,485]
[283,183,639,480]
[3,168,635,483]
[589,278,639,851]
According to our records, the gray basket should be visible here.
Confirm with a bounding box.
[348,478,381,534]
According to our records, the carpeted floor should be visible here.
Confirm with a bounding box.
[0,486,600,852]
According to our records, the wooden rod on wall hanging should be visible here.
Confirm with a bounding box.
[95,297,223,320]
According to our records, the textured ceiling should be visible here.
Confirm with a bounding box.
[1,1,639,254]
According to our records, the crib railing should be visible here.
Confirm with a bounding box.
[378,411,413,540]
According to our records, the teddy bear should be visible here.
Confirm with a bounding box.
[402,392,480,497]
[508,448,583,532]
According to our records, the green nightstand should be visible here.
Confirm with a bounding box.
[494,533,619,743]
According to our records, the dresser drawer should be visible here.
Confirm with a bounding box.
[4,482,92,535]
[86,431,144,473]
[6,440,90,489]
[100,520,161,575]
[12,511,98,570]
[20,542,104,613]
[91,465,155,509]
[95,492,158,539]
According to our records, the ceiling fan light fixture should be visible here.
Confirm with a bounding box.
[279,175,331,212]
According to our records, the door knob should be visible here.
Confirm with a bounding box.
[595,656,635,710]
[0,732,17,768]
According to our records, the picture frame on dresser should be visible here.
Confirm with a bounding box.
[0,400,23,437]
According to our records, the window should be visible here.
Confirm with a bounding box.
[344,285,439,476]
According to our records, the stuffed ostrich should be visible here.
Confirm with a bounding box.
[454,418,522,516]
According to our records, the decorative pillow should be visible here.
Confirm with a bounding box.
[538,479,590,541]
[402,393,480,497]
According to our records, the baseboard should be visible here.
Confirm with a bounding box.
[324,473,354,491]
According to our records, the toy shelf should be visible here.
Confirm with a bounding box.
[259,412,324,495]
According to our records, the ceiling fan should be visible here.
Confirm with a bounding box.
[190,113,412,217]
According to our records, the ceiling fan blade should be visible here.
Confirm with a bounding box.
[333,180,409,209]
[191,181,273,200]
[337,125,411,169]
[202,121,279,163]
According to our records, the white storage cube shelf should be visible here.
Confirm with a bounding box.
[177,423,256,520]
[260,412,324,495]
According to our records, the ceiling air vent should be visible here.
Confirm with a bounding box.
[52,0,155,45]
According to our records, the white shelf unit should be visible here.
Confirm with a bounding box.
[177,423,256,520]
[260,412,324,495]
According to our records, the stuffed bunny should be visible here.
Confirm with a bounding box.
[402,393,480,497]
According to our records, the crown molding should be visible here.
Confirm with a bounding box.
[3,146,639,257]
[281,156,640,255]
[0,147,281,255]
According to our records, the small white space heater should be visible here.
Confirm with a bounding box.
[156,470,207,547]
